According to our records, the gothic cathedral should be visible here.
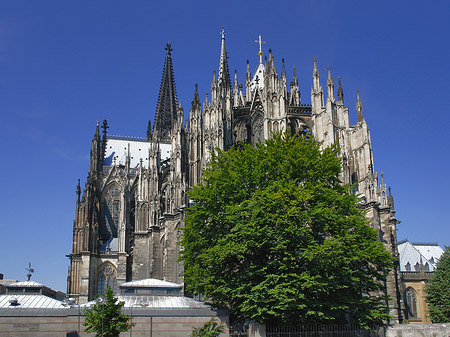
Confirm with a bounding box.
[67,30,401,321]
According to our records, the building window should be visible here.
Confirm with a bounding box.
[405,287,417,319]
[97,262,117,296]
[101,185,120,240]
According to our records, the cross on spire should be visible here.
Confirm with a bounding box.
[255,34,266,64]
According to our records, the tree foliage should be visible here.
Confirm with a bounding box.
[190,318,225,337]
[84,286,133,337]
[426,246,450,323]
[180,132,394,326]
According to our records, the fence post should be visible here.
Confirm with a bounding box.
[248,322,266,337]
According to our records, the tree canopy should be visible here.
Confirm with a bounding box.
[426,246,450,323]
[84,286,133,337]
[180,132,393,326]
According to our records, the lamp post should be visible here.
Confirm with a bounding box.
[96,296,105,337]
[130,300,148,337]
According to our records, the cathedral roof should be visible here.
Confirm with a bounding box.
[103,137,171,169]
[398,240,443,272]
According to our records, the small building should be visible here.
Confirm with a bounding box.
[0,278,228,336]
[398,240,444,323]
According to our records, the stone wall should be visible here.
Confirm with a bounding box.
[386,323,450,337]
[0,308,229,337]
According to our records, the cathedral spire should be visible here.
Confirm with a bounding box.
[154,42,178,141]
[218,27,231,89]
[356,90,364,122]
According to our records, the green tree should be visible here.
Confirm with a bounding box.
[426,246,450,323]
[84,286,133,337]
[190,318,225,337]
[180,132,394,326]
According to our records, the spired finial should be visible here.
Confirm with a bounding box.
[313,56,319,79]
[165,42,173,55]
[221,26,225,39]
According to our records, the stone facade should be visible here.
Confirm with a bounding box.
[67,29,402,321]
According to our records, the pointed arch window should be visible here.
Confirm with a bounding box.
[97,262,117,296]
[405,287,417,319]
[101,184,120,240]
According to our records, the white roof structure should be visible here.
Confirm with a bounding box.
[398,240,444,272]
[8,280,44,288]
[120,278,181,289]
[103,138,171,168]
[118,295,210,309]
[0,295,65,309]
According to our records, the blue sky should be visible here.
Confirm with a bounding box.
[1,1,449,292]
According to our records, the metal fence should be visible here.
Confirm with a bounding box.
[229,323,249,337]
[266,325,384,337]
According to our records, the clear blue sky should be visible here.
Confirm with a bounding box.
[1,1,449,292]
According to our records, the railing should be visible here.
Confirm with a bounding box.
[402,271,433,280]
